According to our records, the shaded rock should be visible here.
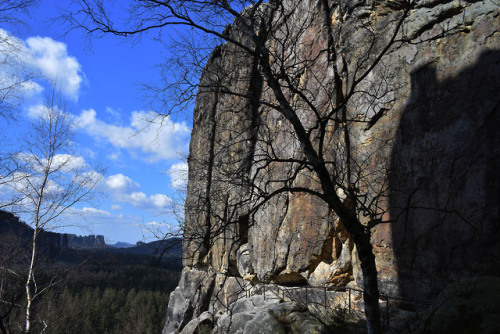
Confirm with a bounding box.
[230,294,281,314]
[410,277,500,333]
[236,243,254,278]
[179,312,214,334]
[165,0,500,332]
[242,302,320,334]
[211,274,248,312]
[163,268,216,334]
[216,312,255,334]
[242,311,285,334]
[288,311,327,334]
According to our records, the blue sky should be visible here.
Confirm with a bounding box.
[0,0,194,243]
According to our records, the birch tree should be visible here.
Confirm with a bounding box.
[3,92,103,333]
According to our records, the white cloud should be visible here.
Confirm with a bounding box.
[102,173,171,211]
[52,154,87,172]
[107,152,121,161]
[0,153,101,211]
[146,221,165,226]
[125,191,171,210]
[104,173,139,192]
[1,172,62,205]
[150,193,171,208]
[0,29,23,60]
[111,204,122,210]
[81,207,111,216]
[76,109,190,162]
[27,104,48,118]
[0,28,84,101]
[0,29,42,101]
[104,107,123,123]
[25,36,83,100]
[16,152,88,174]
[167,161,188,190]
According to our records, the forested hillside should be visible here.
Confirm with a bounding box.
[0,211,182,333]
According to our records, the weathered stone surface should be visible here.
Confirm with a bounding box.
[213,296,328,334]
[215,312,255,334]
[210,274,249,313]
[236,243,254,279]
[163,268,217,334]
[212,295,285,334]
[179,311,213,334]
[287,311,325,334]
[165,0,500,332]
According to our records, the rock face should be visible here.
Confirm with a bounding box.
[410,277,500,333]
[164,0,500,332]
[63,233,105,249]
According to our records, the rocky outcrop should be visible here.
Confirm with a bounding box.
[63,233,105,249]
[164,0,500,332]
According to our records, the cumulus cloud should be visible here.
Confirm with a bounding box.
[52,154,87,172]
[102,173,171,211]
[27,104,49,118]
[125,191,171,210]
[104,173,139,192]
[0,172,62,209]
[0,29,42,101]
[0,154,101,211]
[25,36,83,99]
[167,162,188,190]
[0,28,84,101]
[76,109,190,162]
[15,152,88,174]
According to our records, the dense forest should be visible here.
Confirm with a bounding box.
[0,212,182,334]
[21,263,180,334]
[39,286,169,334]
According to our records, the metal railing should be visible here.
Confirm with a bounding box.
[239,282,433,330]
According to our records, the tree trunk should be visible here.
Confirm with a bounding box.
[24,229,37,334]
[352,230,382,334]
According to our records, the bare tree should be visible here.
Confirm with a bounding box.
[59,1,489,333]
[0,0,39,193]
[0,0,37,26]
[1,91,104,333]
[0,0,38,120]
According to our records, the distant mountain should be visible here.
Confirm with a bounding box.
[110,241,135,248]
[107,238,182,258]
[0,210,182,267]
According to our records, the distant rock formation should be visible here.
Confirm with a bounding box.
[0,210,106,250]
[163,1,500,333]
[63,233,105,249]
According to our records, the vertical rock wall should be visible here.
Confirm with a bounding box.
[164,1,500,332]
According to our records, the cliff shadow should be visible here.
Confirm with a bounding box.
[389,49,500,307]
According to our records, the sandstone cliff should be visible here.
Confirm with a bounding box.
[164,1,500,332]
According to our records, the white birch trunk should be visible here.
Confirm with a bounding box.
[24,228,37,333]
